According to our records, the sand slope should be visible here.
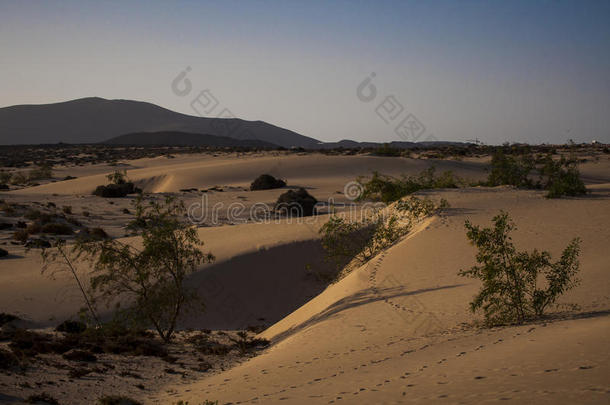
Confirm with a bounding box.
[159,185,610,404]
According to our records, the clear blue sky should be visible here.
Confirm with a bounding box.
[1,0,609,144]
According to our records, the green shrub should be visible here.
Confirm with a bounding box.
[320,214,407,271]
[358,167,461,203]
[28,164,53,181]
[41,223,73,235]
[395,196,450,217]
[62,205,73,214]
[72,196,215,342]
[459,211,581,325]
[486,150,535,188]
[106,170,127,185]
[539,155,587,198]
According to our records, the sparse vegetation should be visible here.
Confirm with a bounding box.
[320,214,407,271]
[485,149,587,198]
[357,167,462,203]
[93,170,141,198]
[459,211,581,326]
[97,395,142,405]
[26,392,60,405]
[539,155,587,198]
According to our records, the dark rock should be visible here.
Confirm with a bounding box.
[250,174,286,191]
[275,188,318,217]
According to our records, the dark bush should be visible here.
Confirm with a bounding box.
[26,393,60,405]
[97,395,142,405]
[56,320,87,334]
[77,227,109,241]
[0,347,21,370]
[41,223,73,235]
[250,174,286,190]
[0,222,13,230]
[0,313,19,326]
[63,349,97,362]
[93,182,140,198]
[0,247,7,257]
[25,238,52,249]
[13,229,29,243]
[275,188,317,216]
[26,222,42,234]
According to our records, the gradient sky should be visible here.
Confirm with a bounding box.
[1,0,609,144]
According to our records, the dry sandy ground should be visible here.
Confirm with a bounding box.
[1,152,609,404]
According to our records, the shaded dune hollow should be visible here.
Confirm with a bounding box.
[180,239,337,331]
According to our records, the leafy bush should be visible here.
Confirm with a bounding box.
[275,188,318,217]
[459,212,581,325]
[0,247,8,257]
[106,170,128,185]
[486,150,535,188]
[74,196,215,342]
[486,150,587,198]
[62,205,73,214]
[320,214,407,271]
[396,196,450,218]
[539,155,587,198]
[358,167,461,203]
[27,164,53,181]
[250,174,286,190]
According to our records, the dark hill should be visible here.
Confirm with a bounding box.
[105,131,278,148]
[0,97,319,148]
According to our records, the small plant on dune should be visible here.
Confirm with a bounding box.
[75,196,215,342]
[459,211,581,326]
[320,214,408,272]
[107,169,128,185]
[395,196,450,218]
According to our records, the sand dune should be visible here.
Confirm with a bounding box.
[158,183,610,404]
[1,153,609,404]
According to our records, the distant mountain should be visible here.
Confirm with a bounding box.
[0,97,319,148]
[105,131,278,148]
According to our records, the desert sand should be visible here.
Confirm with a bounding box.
[1,152,609,404]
